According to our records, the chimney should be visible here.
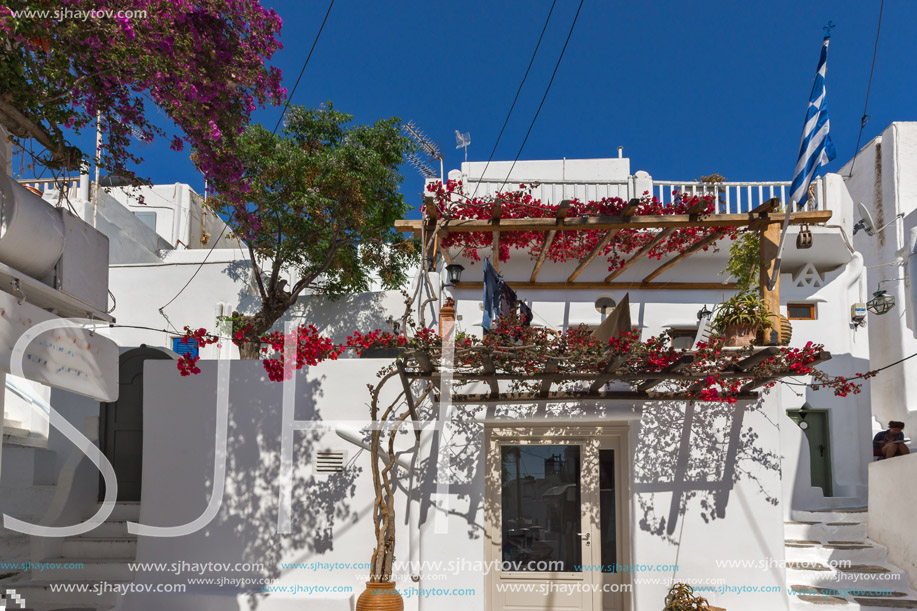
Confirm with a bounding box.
[439,297,456,337]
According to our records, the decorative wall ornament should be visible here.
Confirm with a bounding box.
[792,262,825,288]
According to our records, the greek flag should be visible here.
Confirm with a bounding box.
[789,36,837,208]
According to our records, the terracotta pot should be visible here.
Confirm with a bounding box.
[356,581,404,611]
[724,324,757,347]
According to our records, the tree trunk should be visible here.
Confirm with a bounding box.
[236,296,289,359]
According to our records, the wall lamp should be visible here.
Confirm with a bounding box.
[444,263,465,287]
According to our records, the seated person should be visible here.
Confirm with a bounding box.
[873,421,910,459]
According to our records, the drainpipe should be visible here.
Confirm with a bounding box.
[909,228,917,336]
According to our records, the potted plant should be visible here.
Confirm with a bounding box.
[713,290,773,347]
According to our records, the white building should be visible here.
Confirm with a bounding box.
[2,123,917,611]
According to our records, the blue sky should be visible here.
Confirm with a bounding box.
[23,0,914,219]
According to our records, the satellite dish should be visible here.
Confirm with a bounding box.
[854,202,876,236]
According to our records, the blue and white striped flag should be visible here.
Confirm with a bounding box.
[789,36,837,208]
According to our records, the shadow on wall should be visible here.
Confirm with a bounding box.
[633,399,780,544]
[214,372,363,609]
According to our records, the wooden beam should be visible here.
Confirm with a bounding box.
[539,359,559,398]
[642,232,725,283]
[530,200,571,282]
[748,197,781,232]
[636,355,695,392]
[395,360,421,442]
[447,390,759,404]
[732,347,780,372]
[605,228,674,282]
[394,210,831,234]
[492,200,502,272]
[481,354,499,398]
[739,351,831,392]
[566,201,639,283]
[456,281,739,291]
[588,355,629,394]
[749,197,780,215]
[423,195,438,219]
[759,221,782,345]
[409,350,435,374]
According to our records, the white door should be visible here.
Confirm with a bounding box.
[486,427,629,611]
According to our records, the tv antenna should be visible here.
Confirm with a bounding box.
[405,152,437,179]
[402,121,443,181]
[455,130,471,163]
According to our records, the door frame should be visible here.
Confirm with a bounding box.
[485,425,632,611]
[98,346,175,502]
[786,408,833,497]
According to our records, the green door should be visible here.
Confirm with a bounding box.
[787,409,832,496]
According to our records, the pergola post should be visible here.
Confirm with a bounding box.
[759,222,782,345]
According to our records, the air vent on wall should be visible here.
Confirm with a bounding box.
[314,450,347,475]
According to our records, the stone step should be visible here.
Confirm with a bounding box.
[42,558,134,581]
[0,446,57,486]
[88,519,131,538]
[3,419,27,435]
[785,539,888,565]
[3,579,123,611]
[61,536,137,559]
[97,501,140,522]
[787,562,912,590]
[792,508,869,524]
[786,520,869,542]
[790,594,917,610]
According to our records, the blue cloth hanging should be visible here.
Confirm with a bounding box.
[482,258,502,331]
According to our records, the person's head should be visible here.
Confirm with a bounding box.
[888,420,905,435]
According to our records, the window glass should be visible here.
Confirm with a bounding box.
[501,445,581,572]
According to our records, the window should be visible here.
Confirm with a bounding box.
[668,328,696,350]
[172,336,199,359]
[787,303,816,320]
[133,210,157,232]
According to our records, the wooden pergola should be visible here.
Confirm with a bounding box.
[396,197,832,344]
[395,346,831,404]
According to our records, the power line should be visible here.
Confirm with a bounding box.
[271,0,335,136]
[847,0,884,178]
[158,0,335,316]
[470,0,558,201]
[497,0,585,194]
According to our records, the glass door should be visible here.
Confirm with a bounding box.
[488,429,628,611]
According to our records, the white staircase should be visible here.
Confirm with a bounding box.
[0,503,139,611]
[786,507,917,610]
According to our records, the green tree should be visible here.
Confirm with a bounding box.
[210,103,417,358]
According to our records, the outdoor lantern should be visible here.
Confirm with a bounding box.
[798,402,812,429]
[697,304,713,320]
[445,263,465,287]
[866,288,896,315]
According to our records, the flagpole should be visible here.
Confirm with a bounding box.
[769,28,836,291]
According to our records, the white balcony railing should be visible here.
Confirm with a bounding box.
[653,178,824,214]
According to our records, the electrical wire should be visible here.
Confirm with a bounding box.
[847,0,884,178]
[470,0,558,201]
[497,0,585,194]
[270,0,335,136]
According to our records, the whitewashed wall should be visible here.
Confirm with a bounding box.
[841,122,917,435]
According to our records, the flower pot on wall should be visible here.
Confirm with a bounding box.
[356,581,404,611]
[723,324,757,347]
